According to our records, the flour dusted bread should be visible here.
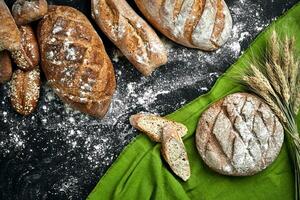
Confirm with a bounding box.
[161,123,190,181]
[10,68,40,115]
[0,51,12,84]
[91,0,168,76]
[12,0,48,25]
[135,0,232,51]
[196,93,284,176]
[12,25,40,71]
[130,113,188,142]
[38,6,116,118]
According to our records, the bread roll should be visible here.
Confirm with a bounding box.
[12,0,48,25]
[129,113,188,142]
[38,6,116,118]
[161,123,190,181]
[195,93,284,176]
[91,0,168,76]
[12,25,40,71]
[135,0,232,51]
[0,51,12,84]
[10,68,40,115]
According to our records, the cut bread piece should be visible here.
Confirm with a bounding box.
[129,113,188,142]
[161,123,190,181]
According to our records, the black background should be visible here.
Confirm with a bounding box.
[1,0,299,200]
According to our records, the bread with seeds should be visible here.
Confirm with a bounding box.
[130,113,188,142]
[10,68,40,115]
[38,6,116,118]
[91,0,168,76]
[12,25,40,71]
[161,123,190,181]
[0,51,12,84]
[135,0,232,51]
[12,0,48,25]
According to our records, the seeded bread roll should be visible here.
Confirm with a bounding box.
[12,25,40,71]
[161,123,190,181]
[195,93,284,176]
[134,0,232,51]
[91,0,168,76]
[10,68,40,115]
[129,113,188,142]
[0,51,12,84]
[38,6,116,118]
[12,0,48,25]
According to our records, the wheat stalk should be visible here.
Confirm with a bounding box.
[283,36,291,79]
[274,63,291,103]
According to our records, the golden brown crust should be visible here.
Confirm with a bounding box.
[12,0,48,25]
[0,51,12,83]
[10,68,40,115]
[0,0,21,51]
[12,25,40,71]
[38,6,116,118]
[91,0,168,76]
[135,0,232,51]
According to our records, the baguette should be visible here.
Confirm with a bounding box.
[129,113,188,142]
[0,51,12,84]
[38,6,116,118]
[161,123,190,181]
[91,0,168,76]
[134,0,232,51]
[12,0,48,25]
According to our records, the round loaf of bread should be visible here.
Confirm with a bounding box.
[195,93,284,176]
[38,6,116,118]
[135,0,232,51]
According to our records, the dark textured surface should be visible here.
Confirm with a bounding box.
[0,0,299,200]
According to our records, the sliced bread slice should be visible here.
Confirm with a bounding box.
[129,113,188,142]
[161,123,191,181]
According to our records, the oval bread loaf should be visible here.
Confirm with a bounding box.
[12,0,48,25]
[38,6,116,118]
[195,93,284,176]
[12,25,40,71]
[135,0,232,51]
[10,68,40,115]
[91,0,168,76]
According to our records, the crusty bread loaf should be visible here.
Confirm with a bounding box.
[38,6,116,118]
[12,25,40,71]
[161,123,190,181]
[0,0,21,51]
[12,0,48,25]
[195,93,284,176]
[135,0,232,51]
[91,0,168,76]
[10,68,40,115]
[0,51,12,84]
[129,113,188,142]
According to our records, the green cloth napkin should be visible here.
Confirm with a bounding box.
[87,3,300,200]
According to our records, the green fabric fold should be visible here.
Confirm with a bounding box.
[88,3,300,200]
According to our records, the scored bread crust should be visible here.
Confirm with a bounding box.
[38,6,116,118]
[161,123,190,181]
[129,113,188,142]
[195,93,284,176]
[134,0,232,51]
[91,0,168,76]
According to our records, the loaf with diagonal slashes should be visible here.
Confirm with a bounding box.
[135,0,232,51]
